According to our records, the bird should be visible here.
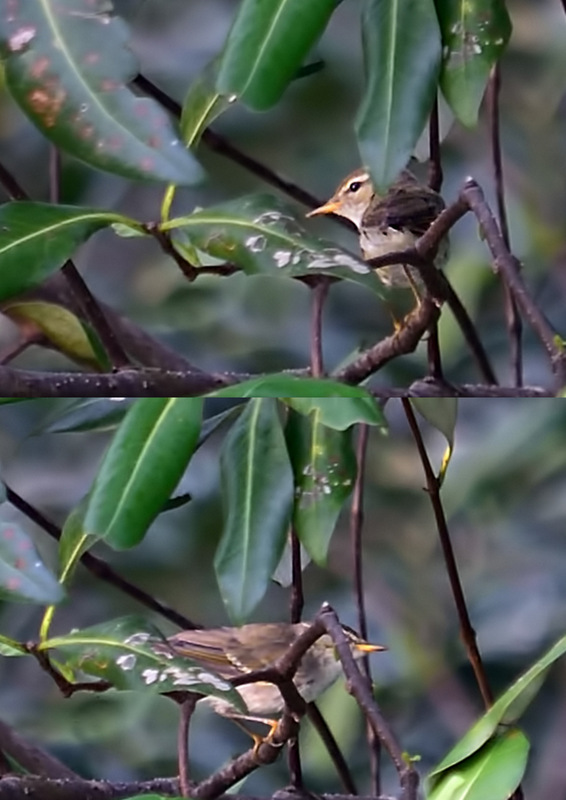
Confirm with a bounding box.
[160,621,385,745]
[307,167,448,294]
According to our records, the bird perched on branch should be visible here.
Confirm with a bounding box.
[307,167,448,295]
[159,621,385,746]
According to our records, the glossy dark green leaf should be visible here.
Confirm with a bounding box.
[428,634,566,782]
[0,521,64,604]
[181,58,234,149]
[286,410,356,565]
[0,203,131,302]
[356,0,442,191]
[215,399,294,623]
[42,616,245,708]
[0,0,203,184]
[216,0,336,110]
[427,729,529,800]
[436,0,512,127]
[212,376,387,399]
[286,398,387,430]
[83,398,203,549]
[164,194,387,298]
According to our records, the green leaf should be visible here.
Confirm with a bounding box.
[181,58,234,149]
[1,300,103,368]
[0,521,64,604]
[41,616,246,708]
[83,398,203,549]
[216,0,336,110]
[211,377,385,400]
[356,0,442,191]
[428,634,566,783]
[0,633,28,656]
[0,0,203,184]
[119,796,183,800]
[436,0,512,127]
[0,203,130,301]
[58,496,96,585]
[164,194,387,298]
[411,398,457,484]
[286,409,356,565]
[215,399,293,623]
[427,729,529,800]
[286,397,387,430]
[43,398,135,434]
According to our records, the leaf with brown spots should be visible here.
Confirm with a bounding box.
[0,521,64,604]
[0,0,203,184]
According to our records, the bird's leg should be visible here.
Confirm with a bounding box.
[225,714,283,756]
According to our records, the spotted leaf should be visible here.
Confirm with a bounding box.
[0,0,203,184]
[42,615,246,707]
[0,521,64,604]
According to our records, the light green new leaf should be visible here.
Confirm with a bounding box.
[0,0,203,184]
[356,0,442,191]
[215,399,294,623]
[216,0,336,110]
[427,729,529,800]
[436,0,512,127]
[428,634,566,784]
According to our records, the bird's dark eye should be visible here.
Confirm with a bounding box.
[348,181,362,193]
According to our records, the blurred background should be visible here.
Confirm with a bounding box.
[0,397,565,797]
[0,0,564,387]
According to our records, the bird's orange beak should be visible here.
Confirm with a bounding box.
[306,199,342,217]
[356,642,387,653]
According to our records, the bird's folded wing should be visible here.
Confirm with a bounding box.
[363,186,445,238]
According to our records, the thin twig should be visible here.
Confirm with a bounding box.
[335,296,440,384]
[0,160,131,371]
[178,696,199,797]
[304,704,358,794]
[318,607,418,800]
[427,98,443,193]
[350,424,380,795]
[462,179,566,387]
[309,278,330,377]
[425,97,444,380]
[132,74,327,212]
[401,400,493,708]
[288,527,304,790]
[5,484,200,631]
[488,64,523,386]
[290,528,304,627]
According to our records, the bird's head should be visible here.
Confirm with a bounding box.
[307,169,374,230]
